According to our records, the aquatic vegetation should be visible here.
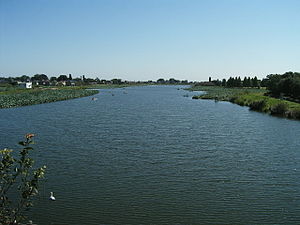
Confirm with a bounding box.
[0,88,98,108]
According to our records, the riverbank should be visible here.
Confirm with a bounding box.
[0,87,99,108]
[189,86,300,120]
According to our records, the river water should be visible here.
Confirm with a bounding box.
[1,85,299,225]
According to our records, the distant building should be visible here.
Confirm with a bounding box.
[58,81,66,86]
[19,82,32,89]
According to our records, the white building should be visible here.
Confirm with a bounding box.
[19,82,32,89]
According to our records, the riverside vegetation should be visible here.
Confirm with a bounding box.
[0,87,99,108]
[0,134,45,225]
[0,74,191,108]
[190,72,300,120]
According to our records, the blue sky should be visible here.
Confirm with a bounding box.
[0,0,299,81]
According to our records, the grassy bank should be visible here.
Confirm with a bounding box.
[189,86,300,120]
[0,87,99,108]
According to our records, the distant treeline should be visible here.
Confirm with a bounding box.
[212,76,260,88]
[0,74,191,87]
[198,71,300,101]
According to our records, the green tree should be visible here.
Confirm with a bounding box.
[157,78,165,84]
[266,74,283,96]
[237,76,242,87]
[57,75,68,82]
[226,77,234,87]
[242,76,248,87]
[32,74,48,81]
[248,77,252,87]
[252,76,258,87]
[18,75,30,82]
[50,76,57,82]
[221,79,226,86]
[0,134,46,225]
[111,79,122,85]
[291,77,300,99]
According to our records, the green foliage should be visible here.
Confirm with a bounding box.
[32,74,48,81]
[189,86,265,101]
[57,75,68,82]
[0,88,99,108]
[189,85,300,120]
[249,99,267,111]
[265,72,300,99]
[270,102,288,115]
[1,134,46,224]
[224,76,259,88]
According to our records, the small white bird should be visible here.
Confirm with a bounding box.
[49,192,56,201]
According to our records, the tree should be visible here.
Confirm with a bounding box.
[291,77,300,99]
[169,78,179,84]
[226,77,234,87]
[243,77,248,87]
[212,79,221,86]
[0,134,46,225]
[111,79,122,85]
[248,77,252,87]
[260,78,268,87]
[50,76,57,82]
[18,75,30,82]
[57,75,68,82]
[157,78,165,84]
[237,76,242,87]
[265,72,300,99]
[221,79,226,86]
[252,76,258,87]
[266,74,282,96]
[32,74,48,81]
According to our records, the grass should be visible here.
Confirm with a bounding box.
[188,86,266,101]
[0,87,99,108]
[189,86,300,120]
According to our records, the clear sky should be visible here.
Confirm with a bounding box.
[0,0,299,81]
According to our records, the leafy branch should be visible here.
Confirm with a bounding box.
[0,134,46,225]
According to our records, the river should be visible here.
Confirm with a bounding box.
[1,85,299,225]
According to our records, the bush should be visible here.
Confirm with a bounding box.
[270,102,288,115]
[249,100,267,111]
[286,109,300,119]
[229,96,238,103]
[0,134,46,224]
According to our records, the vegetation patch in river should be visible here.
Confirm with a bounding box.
[0,88,99,108]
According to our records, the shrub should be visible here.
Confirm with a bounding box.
[270,102,288,115]
[0,134,46,224]
[229,96,238,103]
[249,100,267,111]
[286,109,300,119]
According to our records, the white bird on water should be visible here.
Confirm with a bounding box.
[50,192,56,201]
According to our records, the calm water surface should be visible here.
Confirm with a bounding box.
[1,85,299,225]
